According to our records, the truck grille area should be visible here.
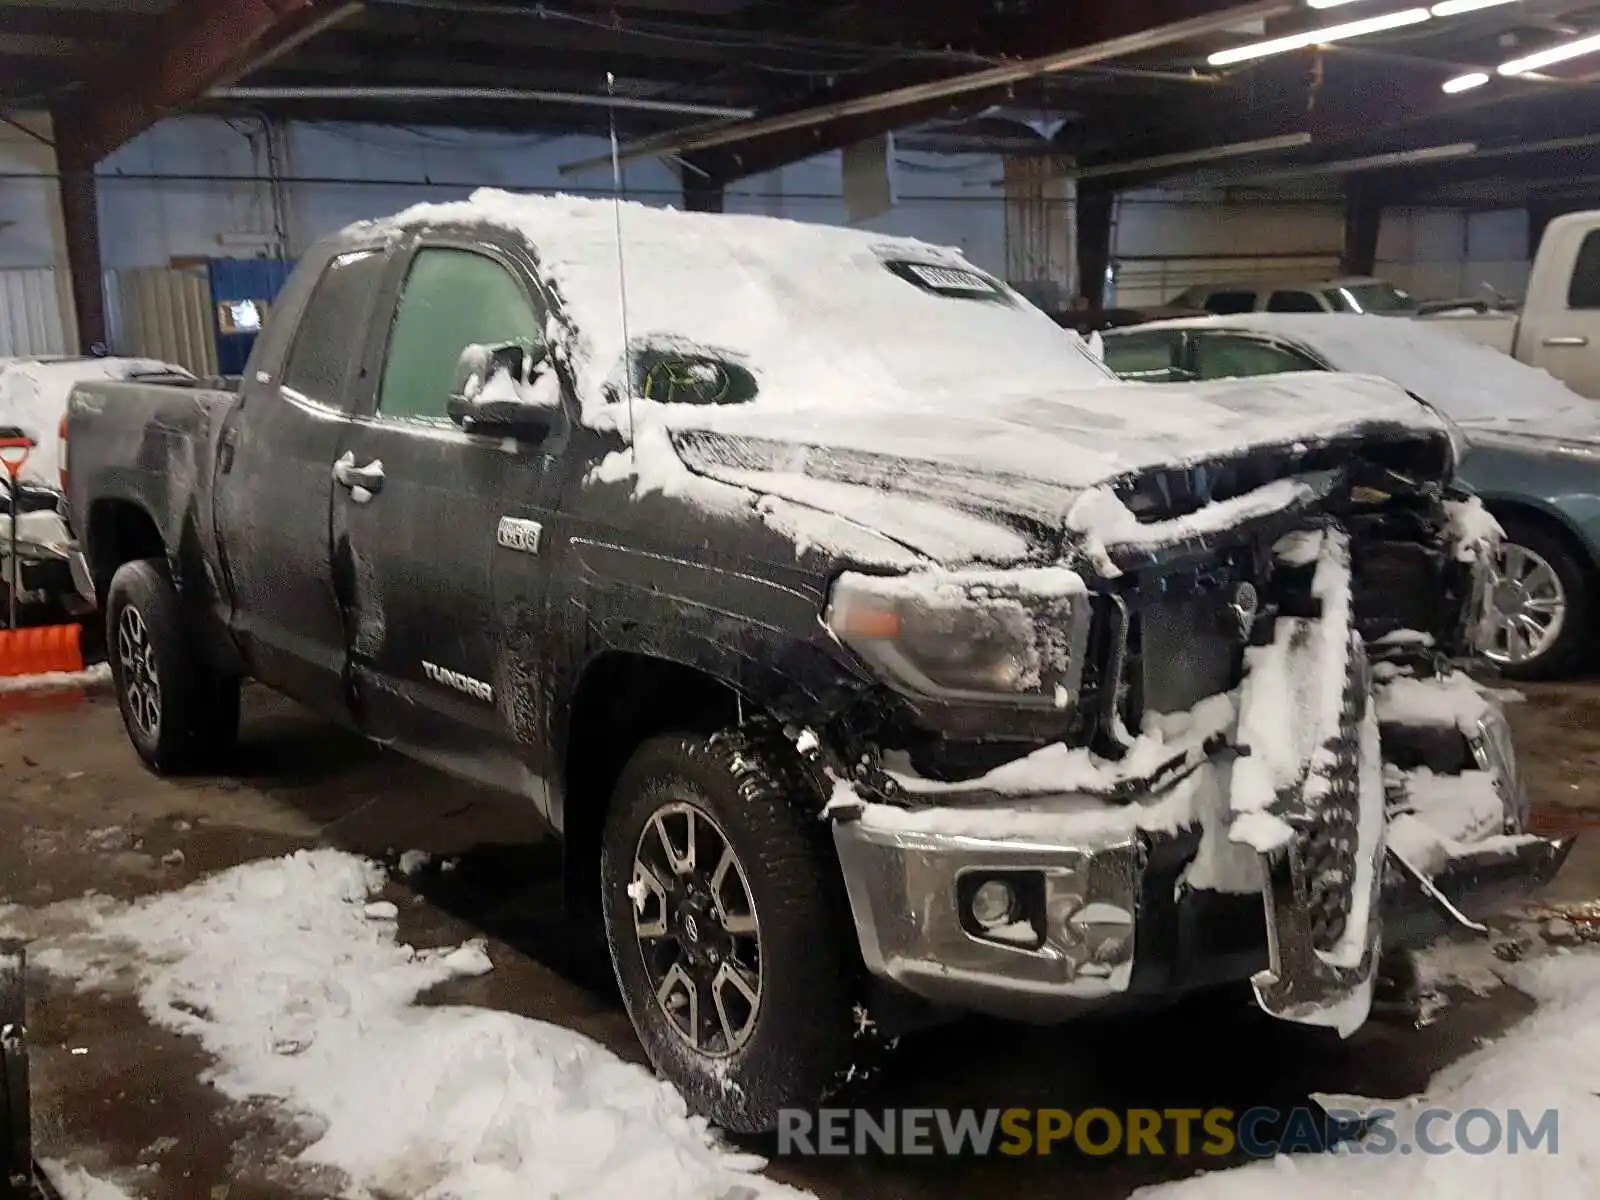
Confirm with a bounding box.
[1137,594,1244,716]
[1350,540,1448,642]
[1105,525,1379,965]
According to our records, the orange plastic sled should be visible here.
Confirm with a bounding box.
[2,430,85,678]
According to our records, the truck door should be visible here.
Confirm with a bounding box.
[213,244,388,721]
[332,238,567,795]
[1519,221,1600,399]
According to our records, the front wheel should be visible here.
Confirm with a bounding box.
[105,559,240,774]
[600,731,859,1133]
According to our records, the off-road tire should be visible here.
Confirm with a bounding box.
[1490,513,1591,681]
[106,559,240,774]
[600,730,859,1133]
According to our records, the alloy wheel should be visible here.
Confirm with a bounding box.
[1484,541,1567,666]
[117,604,162,740]
[630,800,763,1058]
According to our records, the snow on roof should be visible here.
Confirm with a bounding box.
[379,188,1113,409]
[375,192,1442,491]
[1134,314,1600,435]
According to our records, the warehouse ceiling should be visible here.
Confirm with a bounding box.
[3,0,1600,203]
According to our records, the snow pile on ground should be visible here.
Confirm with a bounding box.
[1136,946,1600,1198]
[0,662,110,694]
[38,1160,142,1200]
[14,850,804,1200]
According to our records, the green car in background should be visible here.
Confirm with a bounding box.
[1101,313,1600,680]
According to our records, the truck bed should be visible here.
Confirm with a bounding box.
[1412,309,1519,354]
[64,377,239,602]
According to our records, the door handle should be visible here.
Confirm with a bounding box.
[332,451,385,501]
[1541,335,1589,347]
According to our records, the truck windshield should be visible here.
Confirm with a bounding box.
[1324,282,1416,314]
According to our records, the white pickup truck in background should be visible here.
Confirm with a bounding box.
[1420,211,1600,399]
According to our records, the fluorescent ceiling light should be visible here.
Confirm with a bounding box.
[1499,31,1600,75]
[1431,0,1519,14]
[1309,141,1477,171]
[1207,8,1431,66]
[1442,70,1490,91]
[1236,140,1476,180]
[1074,132,1312,179]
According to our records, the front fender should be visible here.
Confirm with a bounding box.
[565,538,870,719]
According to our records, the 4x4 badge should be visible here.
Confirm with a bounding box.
[497,517,542,555]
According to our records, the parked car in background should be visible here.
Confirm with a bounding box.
[1167,276,1418,316]
[1,355,187,617]
[1419,211,1600,400]
[64,192,1568,1130]
[1050,304,1208,335]
[1101,313,1600,678]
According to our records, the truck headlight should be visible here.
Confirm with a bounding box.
[824,568,1091,707]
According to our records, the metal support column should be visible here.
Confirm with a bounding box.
[56,158,106,354]
[1077,189,1115,307]
[1341,177,1384,278]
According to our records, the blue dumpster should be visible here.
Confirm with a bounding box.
[209,258,295,376]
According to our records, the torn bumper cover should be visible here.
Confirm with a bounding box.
[831,689,1570,1026]
[830,530,1570,1030]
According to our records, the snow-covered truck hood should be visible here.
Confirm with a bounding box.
[660,370,1445,568]
[1,356,190,490]
[658,370,1442,490]
[373,193,1444,565]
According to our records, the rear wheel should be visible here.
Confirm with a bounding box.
[1482,514,1591,680]
[106,559,240,773]
[600,731,858,1133]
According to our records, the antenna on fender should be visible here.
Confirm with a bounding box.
[606,71,637,451]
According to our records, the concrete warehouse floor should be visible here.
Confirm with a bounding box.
[1,680,1598,1199]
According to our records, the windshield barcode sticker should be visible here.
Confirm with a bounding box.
[905,264,995,294]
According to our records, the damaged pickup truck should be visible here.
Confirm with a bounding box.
[63,193,1572,1133]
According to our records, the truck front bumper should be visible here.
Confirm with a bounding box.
[832,692,1572,1025]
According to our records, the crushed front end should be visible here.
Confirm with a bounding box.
[815,427,1574,1032]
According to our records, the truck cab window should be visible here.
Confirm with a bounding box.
[280,249,385,408]
[1567,230,1600,309]
[1266,290,1323,313]
[379,248,543,423]
[1203,291,1257,315]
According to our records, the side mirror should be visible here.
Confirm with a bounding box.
[447,341,568,442]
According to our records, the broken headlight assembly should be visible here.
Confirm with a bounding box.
[824,568,1091,708]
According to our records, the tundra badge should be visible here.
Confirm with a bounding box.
[497,517,542,555]
[422,661,494,703]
